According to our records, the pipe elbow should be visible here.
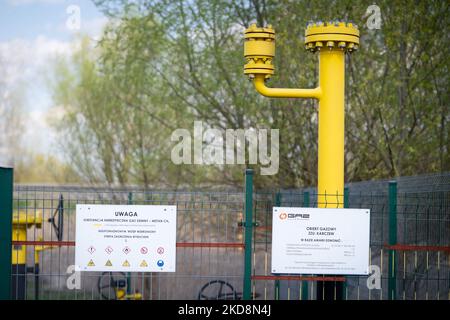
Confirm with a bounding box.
[253,74,321,100]
[253,76,274,97]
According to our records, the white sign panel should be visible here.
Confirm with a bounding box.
[75,205,177,272]
[271,207,370,275]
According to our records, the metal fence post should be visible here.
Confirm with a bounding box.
[301,191,310,300]
[344,187,349,208]
[0,167,13,300]
[274,192,281,300]
[342,187,349,300]
[243,169,254,300]
[388,181,397,300]
[127,192,133,296]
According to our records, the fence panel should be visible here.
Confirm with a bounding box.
[11,186,245,300]
[10,172,450,300]
[251,180,449,300]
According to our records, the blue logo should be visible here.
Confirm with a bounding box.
[157,260,164,267]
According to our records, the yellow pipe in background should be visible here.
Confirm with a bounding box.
[12,211,43,300]
[12,211,42,265]
[12,227,27,265]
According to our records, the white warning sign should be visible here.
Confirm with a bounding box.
[271,207,370,275]
[75,205,177,272]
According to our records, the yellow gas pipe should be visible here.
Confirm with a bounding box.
[244,22,359,207]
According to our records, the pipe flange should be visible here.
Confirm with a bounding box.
[244,24,275,78]
[305,21,359,53]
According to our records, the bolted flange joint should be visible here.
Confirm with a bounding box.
[244,24,275,79]
[304,21,360,53]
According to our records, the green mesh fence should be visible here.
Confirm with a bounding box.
[9,172,450,300]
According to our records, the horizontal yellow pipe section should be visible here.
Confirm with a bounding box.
[253,74,321,99]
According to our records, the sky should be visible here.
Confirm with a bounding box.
[0,0,108,162]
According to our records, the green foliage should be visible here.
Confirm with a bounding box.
[51,0,449,188]
[14,152,81,184]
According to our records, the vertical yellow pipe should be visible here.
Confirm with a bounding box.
[12,227,27,265]
[318,49,345,208]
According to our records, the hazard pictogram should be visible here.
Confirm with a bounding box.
[157,247,164,255]
[140,246,148,254]
[140,260,148,267]
[122,246,131,254]
[87,259,95,267]
[105,246,113,254]
[122,260,130,267]
[105,260,112,267]
[87,246,96,254]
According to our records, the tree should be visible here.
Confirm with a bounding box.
[14,152,81,184]
[52,0,449,189]
[0,51,26,167]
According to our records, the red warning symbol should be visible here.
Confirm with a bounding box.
[105,246,113,254]
[157,247,164,255]
[87,246,96,254]
[122,246,131,254]
[140,247,148,254]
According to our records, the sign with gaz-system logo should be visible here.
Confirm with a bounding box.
[75,205,177,272]
[272,207,370,275]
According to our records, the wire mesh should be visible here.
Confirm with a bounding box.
[12,186,245,300]
[10,173,450,300]
[251,181,449,300]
